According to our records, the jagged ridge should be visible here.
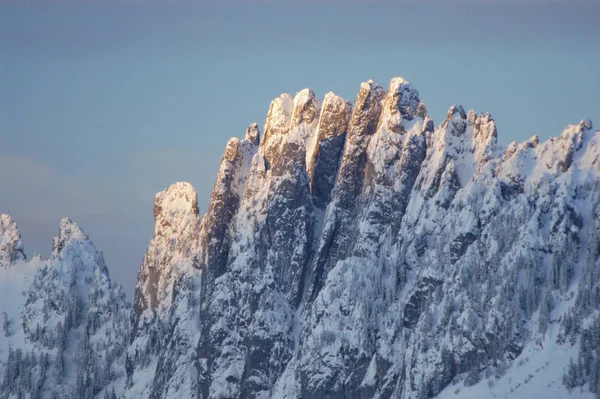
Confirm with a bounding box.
[126,76,600,399]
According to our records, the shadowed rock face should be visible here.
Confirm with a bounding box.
[334,80,386,212]
[308,93,352,209]
[127,77,600,399]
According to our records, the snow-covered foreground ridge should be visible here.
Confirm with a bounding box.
[2,77,600,399]
[0,215,130,399]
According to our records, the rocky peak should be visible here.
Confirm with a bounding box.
[51,217,88,256]
[269,89,322,175]
[388,77,425,118]
[349,80,385,138]
[314,92,352,140]
[0,213,26,267]
[200,128,258,277]
[264,93,294,136]
[540,119,594,174]
[365,78,431,185]
[527,134,540,148]
[472,112,498,146]
[153,181,199,238]
[581,118,593,131]
[440,106,498,155]
[559,118,592,144]
[459,111,500,176]
[244,122,260,145]
[132,182,200,327]
[290,88,320,129]
[261,93,294,166]
[223,137,241,162]
[2,214,131,399]
[447,104,467,121]
[320,79,384,213]
[448,105,468,138]
[417,105,499,201]
[501,134,539,160]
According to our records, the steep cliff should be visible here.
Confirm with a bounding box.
[128,77,600,399]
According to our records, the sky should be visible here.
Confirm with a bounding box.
[1,0,599,298]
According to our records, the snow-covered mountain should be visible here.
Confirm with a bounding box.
[0,216,130,399]
[1,77,599,399]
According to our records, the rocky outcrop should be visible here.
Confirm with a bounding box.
[128,182,202,398]
[308,92,352,209]
[132,181,200,334]
[0,214,26,268]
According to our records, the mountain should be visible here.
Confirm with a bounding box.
[0,216,130,399]
[1,76,600,399]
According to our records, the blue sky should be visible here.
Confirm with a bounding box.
[1,1,599,297]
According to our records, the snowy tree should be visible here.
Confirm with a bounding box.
[2,311,9,337]
[464,368,480,387]
[538,293,553,335]
[563,357,580,391]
